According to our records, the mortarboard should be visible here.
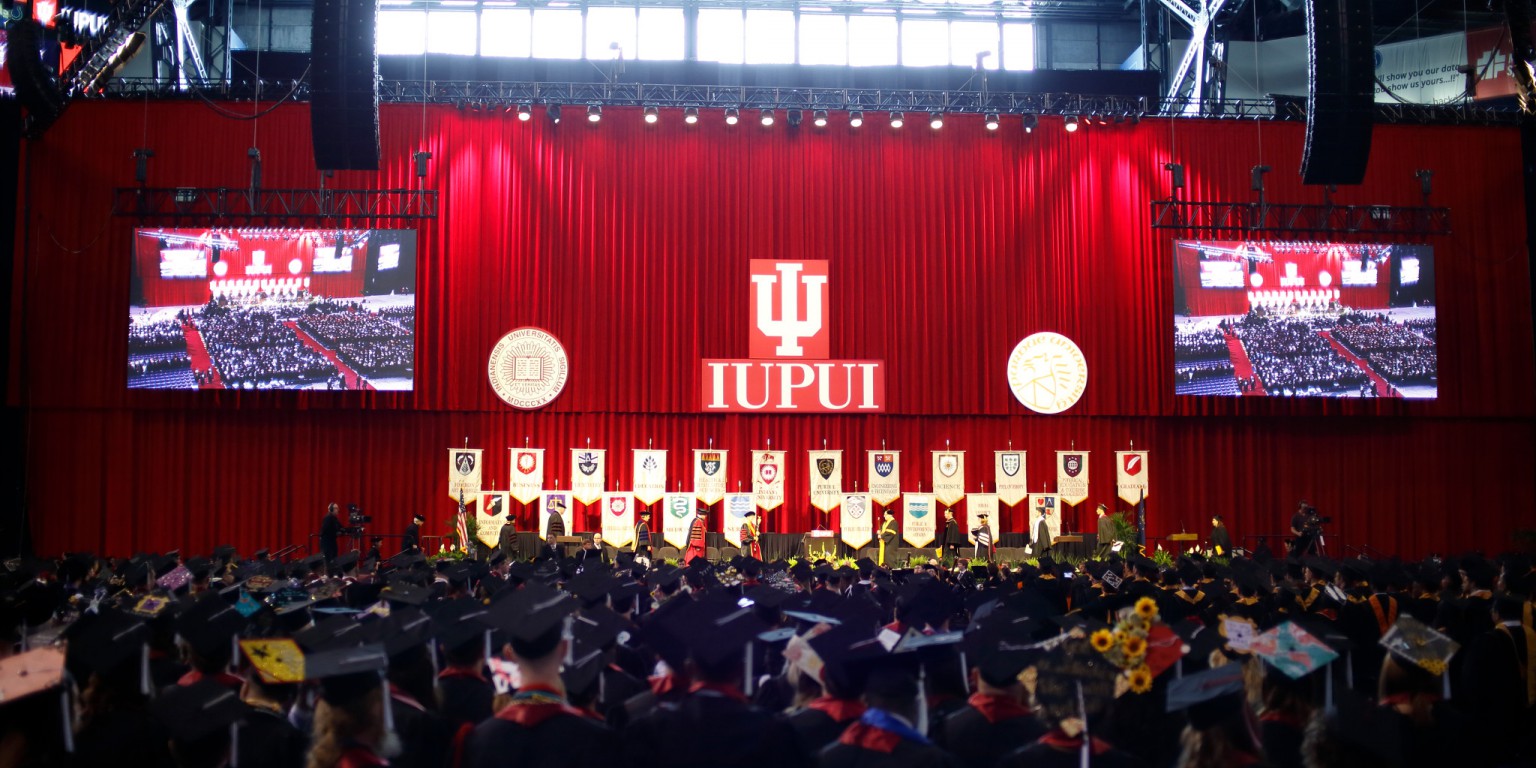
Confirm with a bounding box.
[479,582,576,645]
[1379,615,1458,676]
[151,679,247,745]
[176,593,246,659]
[431,598,492,652]
[1028,635,1120,726]
[0,647,67,702]
[1165,663,1246,728]
[1247,621,1339,680]
[744,584,792,610]
[240,638,305,683]
[674,596,769,667]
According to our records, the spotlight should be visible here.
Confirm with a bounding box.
[1096,113,1109,126]
[725,108,740,126]
[517,103,532,121]
[1022,114,1037,133]
[684,107,699,125]
[548,104,562,124]
[643,106,659,124]
[984,113,1000,131]
[929,112,944,130]
[813,110,828,127]
[760,109,775,127]
[587,104,602,123]
[849,110,864,128]
[787,109,803,127]
[890,111,904,128]
[1064,115,1079,133]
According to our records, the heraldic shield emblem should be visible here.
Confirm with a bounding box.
[760,461,778,484]
[874,454,894,477]
[1123,453,1143,476]
[609,497,628,515]
[517,452,537,474]
[700,452,722,476]
[1001,453,1021,476]
[577,452,599,475]
[455,452,476,476]
[669,496,690,518]
[938,454,959,477]
[1063,455,1083,478]
[846,497,867,519]
[817,458,836,480]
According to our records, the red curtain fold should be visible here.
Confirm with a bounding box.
[11,102,1536,558]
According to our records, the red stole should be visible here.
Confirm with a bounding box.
[966,692,1033,725]
[1037,729,1114,756]
[807,696,867,723]
[687,680,749,704]
[493,685,594,726]
[838,722,902,754]
[177,669,244,690]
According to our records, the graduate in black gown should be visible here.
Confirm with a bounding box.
[817,654,962,768]
[786,625,874,755]
[935,612,1046,768]
[433,598,495,728]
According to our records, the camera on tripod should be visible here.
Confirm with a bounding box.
[342,503,371,535]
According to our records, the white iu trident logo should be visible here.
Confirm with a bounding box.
[751,262,827,357]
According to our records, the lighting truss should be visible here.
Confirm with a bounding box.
[112,187,439,226]
[1149,200,1452,239]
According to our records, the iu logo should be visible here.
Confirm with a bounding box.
[750,261,829,358]
[759,459,779,484]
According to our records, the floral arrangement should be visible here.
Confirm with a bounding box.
[1090,596,1161,694]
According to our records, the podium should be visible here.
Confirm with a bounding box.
[1167,532,1199,554]
[553,536,585,558]
[1052,534,1086,560]
[802,530,837,560]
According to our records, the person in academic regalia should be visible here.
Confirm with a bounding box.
[498,511,520,563]
[544,499,568,560]
[434,599,495,728]
[320,503,342,562]
[939,509,963,561]
[740,510,763,560]
[68,611,176,768]
[1457,593,1536,764]
[878,511,900,567]
[237,669,309,768]
[1209,515,1232,558]
[1095,504,1114,557]
[935,621,1046,768]
[402,513,424,553]
[970,513,995,563]
[786,626,873,756]
[816,659,963,768]
[1033,505,1053,558]
[635,509,653,560]
[685,507,709,565]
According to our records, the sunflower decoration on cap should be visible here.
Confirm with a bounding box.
[1092,596,1179,695]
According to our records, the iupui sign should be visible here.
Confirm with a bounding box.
[702,260,886,412]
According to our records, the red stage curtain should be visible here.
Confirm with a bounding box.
[10,102,1535,558]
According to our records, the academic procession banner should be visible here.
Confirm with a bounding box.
[1030,493,1063,547]
[449,449,482,501]
[995,451,1027,507]
[477,491,508,547]
[540,491,572,543]
[904,493,937,548]
[662,493,695,547]
[867,451,901,506]
[753,451,786,512]
[968,493,1000,546]
[932,451,965,507]
[632,450,668,506]
[842,493,873,549]
[509,448,544,504]
[1116,451,1149,504]
[1056,451,1089,506]
[602,492,635,547]
[724,493,754,546]
[694,449,728,505]
[572,449,606,505]
[809,450,843,514]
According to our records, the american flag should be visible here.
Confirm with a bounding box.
[456,488,469,552]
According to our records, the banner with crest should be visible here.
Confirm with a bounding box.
[539,491,572,543]
[477,491,508,548]
[449,449,482,501]
[903,493,937,548]
[968,493,1000,546]
[841,493,873,549]
[1029,493,1062,546]
[571,449,606,505]
[1055,451,1089,506]
[867,451,901,506]
[631,450,668,506]
[752,451,786,511]
[601,492,635,547]
[508,448,544,504]
[995,451,1027,507]
[662,492,696,548]
[724,493,754,547]
[1116,451,1149,505]
[932,451,966,506]
[694,449,728,505]
[809,450,843,512]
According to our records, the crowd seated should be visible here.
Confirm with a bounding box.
[195,309,334,388]
[336,338,412,375]
[1236,319,1369,392]
[1173,328,1230,361]
[127,353,191,377]
[297,311,411,347]
[127,320,189,355]
[1332,321,1438,385]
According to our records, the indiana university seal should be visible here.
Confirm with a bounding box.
[1006,332,1088,415]
[488,327,569,409]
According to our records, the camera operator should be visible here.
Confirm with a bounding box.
[1288,500,1326,556]
[402,513,424,553]
[320,502,341,562]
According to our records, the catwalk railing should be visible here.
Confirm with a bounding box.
[1149,200,1453,239]
[113,187,439,225]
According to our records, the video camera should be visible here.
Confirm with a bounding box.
[342,503,371,535]
[1301,505,1332,532]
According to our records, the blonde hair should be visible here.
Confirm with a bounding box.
[306,687,383,768]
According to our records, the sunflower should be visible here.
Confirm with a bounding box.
[1134,597,1159,620]
[1090,629,1115,653]
[1128,665,1153,694]
[1122,633,1148,659]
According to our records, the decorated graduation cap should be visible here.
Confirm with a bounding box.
[1380,615,1459,696]
[1247,621,1339,680]
[0,647,73,753]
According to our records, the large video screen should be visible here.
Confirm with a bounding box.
[128,228,418,391]
[1172,240,1435,399]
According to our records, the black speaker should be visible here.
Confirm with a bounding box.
[310,0,380,171]
[7,20,68,134]
[1301,0,1374,186]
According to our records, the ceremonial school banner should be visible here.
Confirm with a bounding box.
[1029,493,1062,546]
[571,449,606,505]
[1056,452,1089,506]
[842,493,873,549]
[1116,451,1149,505]
[449,449,482,501]
[904,493,937,548]
[809,450,843,512]
[867,451,901,506]
[995,451,1027,507]
[509,448,544,504]
[602,492,635,547]
[932,451,966,506]
[632,450,668,506]
[477,491,508,548]
[724,493,754,547]
[753,451,786,511]
[968,493,999,546]
[694,449,728,505]
[662,493,695,548]
[540,491,572,543]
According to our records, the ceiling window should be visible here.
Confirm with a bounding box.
[744,9,796,65]
[637,7,685,61]
[847,14,897,66]
[697,8,745,64]
[587,6,637,60]
[901,18,949,67]
[481,9,532,58]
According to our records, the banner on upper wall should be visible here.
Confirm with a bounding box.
[752,450,786,511]
[724,493,754,547]
[1056,451,1089,506]
[572,449,606,505]
[477,491,508,548]
[694,449,728,505]
[932,451,965,506]
[867,450,901,506]
[661,493,696,548]
[602,492,635,548]
[449,449,482,501]
[903,493,937,548]
[509,448,544,504]
[631,450,668,507]
[539,491,572,543]
[968,493,1000,547]
[1029,493,1062,547]
[1116,451,1149,505]
[842,493,873,549]
[809,450,843,512]
[995,451,1027,507]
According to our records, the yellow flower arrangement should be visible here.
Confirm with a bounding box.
[1090,629,1115,653]
[1134,597,1159,620]
[1122,634,1147,659]
[1128,665,1153,694]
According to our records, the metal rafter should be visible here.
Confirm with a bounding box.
[113,187,439,225]
[1149,200,1451,239]
[1159,0,1230,115]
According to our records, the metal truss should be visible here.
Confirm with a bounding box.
[1149,200,1452,239]
[112,187,439,225]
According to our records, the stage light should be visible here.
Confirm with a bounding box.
[1022,114,1037,133]
[813,110,828,127]
[517,103,532,121]
[849,110,864,128]
[587,104,602,123]
[984,113,1000,131]
[548,104,562,124]
[684,107,699,124]
[929,112,944,130]
[725,108,740,126]
[890,111,904,128]
[1096,113,1109,126]
[643,106,659,124]
[760,109,775,127]
[1064,115,1079,132]
[787,109,803,127]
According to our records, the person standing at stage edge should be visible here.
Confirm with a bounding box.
[878,510,899,567]
[938,508,962,561]
[740,510,763,560]
[320,503,341,562]
[1210,514,1233,557]
[634,509,653,561]
[685,505,709,564]
[402,513,424,553]
[1095,504,1114,557]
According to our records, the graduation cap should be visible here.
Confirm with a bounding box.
[675,596,770,668]
[1029,636,1120,726]
[479,582,576,648]
[176,594,246,659]
[151,679,247,748]
[240,638,305,684]
[334,552,360,573]
[1303,557,1337,580]
[743,584,792,610]
[381,581,429,607]
[66,610,150,685]
[964,615,1040,686]
[568,570,618,605]
[0,646,67,703]
[1247,621,1339,680]
[650,565,684,590]
[432,598,493,652]
[1379,615,1458,676]
[1166,663,1246,728]
[212,546,238,563]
